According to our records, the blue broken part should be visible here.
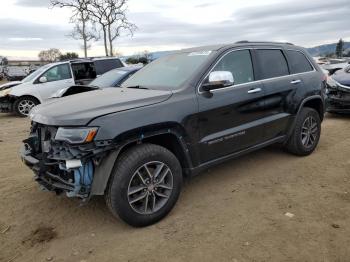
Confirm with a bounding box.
[66,160,94,198]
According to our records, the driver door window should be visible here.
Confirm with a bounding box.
[213,50,254,85]
[41,64,72,82]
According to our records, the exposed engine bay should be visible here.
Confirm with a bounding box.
[21,122,115,199]
[326,80,350,113]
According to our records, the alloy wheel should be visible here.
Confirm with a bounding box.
[301,116,318,148]
[127,161,173,215]
[18,99,36,116]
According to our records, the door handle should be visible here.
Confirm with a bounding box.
[247,88,262,94]
[290,80,301,84]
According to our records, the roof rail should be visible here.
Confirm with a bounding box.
[235,41,294,45]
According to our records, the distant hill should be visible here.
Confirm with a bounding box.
[306,42,350,56]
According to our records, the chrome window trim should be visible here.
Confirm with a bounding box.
[197,47,317,94]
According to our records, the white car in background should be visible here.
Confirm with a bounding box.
[0,57,124,116]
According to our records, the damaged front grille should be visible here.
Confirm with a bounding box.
[22,122,113,199]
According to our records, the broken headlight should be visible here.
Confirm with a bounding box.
[0,88,11,97]
[55,127,98,144]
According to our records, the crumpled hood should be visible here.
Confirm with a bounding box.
[30,88,172,126]
[333,71,350,87]
[0,81,22,91]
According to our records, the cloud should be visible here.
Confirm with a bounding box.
[2,0,350,57]
[120,0,350,49]
[0,19,74,50]
[194,3,215,8]
[15,0,51,7]
[9,37,43,41]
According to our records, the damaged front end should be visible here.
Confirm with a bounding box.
[326,79,350,113]
[21,122,116,199]
[0,82,22,113]
[0,95,13,112]
[0,90,14,113]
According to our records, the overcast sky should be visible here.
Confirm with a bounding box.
[0,0,349,58]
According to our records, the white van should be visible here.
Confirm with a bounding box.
[0,57,124,116]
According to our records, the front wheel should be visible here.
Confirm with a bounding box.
[105,144,183,227]
[13,96,39,117]
[285,107,321,156]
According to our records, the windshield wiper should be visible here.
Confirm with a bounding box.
[125,85,149,90]
[88,85,100,89]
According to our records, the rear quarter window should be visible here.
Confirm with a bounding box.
[94,59,123,75]
[286,50,314,74]
[255,49,289,79]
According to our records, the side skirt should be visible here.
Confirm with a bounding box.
[188,135,286,176]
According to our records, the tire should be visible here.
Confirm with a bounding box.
[105,143,183,227]
[285,107,321,156]
[13,96,39,117]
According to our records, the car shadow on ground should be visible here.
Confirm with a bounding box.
[50,143,290,229]
[325,112,350,119]
[0,113,24,119]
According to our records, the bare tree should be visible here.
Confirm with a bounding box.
[107,16,136,56]
[89,0,136,56]
[51,0,98,58]
[87,0,110,56]
[68,21,98,56]
[38,48,62,62]
[105,0,136,56]
[142,50,152,62]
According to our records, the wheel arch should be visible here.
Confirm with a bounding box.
[297,95,324,121]
[12,94,41,104]
[91,123,194,196]
[285,95,324,143]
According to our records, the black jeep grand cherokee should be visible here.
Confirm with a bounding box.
[21,42,326,227]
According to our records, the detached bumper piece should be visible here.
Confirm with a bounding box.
[326,86,350,113]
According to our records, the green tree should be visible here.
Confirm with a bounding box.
[138,57,148,64]
[335,38,344,58]
[125,56,139,64]
[59,52,79,61]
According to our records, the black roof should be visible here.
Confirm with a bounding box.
[69,57,122,64]
[111,66,143,72]
[179,41,303,53]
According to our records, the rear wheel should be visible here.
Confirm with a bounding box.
[285,107,321,156]
[13,96,39,117]
[105,144,182,227]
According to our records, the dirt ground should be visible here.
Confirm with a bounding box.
[0,112,349,262]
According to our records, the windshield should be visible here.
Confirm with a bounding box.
[122,51,213,90]
[90,69,128,88]
[22,64,52,83]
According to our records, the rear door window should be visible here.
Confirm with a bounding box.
[212,49,254,85]
[286,50,314,74]
[255,49,289,79]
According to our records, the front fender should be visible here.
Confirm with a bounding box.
[10,84,43,103]
[90,126,194,196]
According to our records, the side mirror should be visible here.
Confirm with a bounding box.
[202,71,234,92]
[39,76,47,83]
